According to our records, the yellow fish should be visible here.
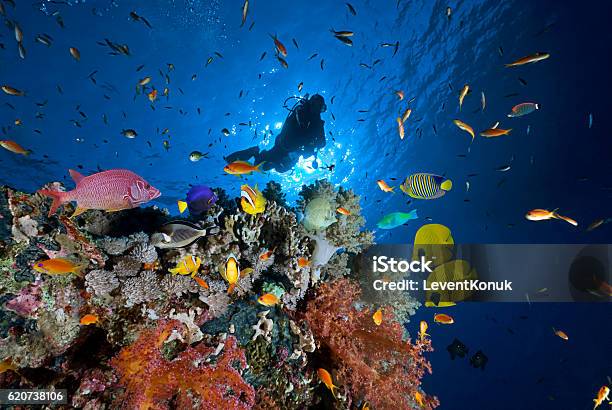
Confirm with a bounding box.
[33,258,83,275]
[401,108,412,123]
[317,368,338,398]
[453,119,475,142]
[257,293,279,306]
[396,117,405,139]
[593,386,610,409]
[414,391,425,407]
[459,84,469,111]
[240,184,266,215]
[169,255,201,277]
[177,200,188,213]
[221,253,243,294]
[419,320,429,341]
[372,308,383,326]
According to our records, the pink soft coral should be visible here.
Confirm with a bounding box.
[304,278,439,409]
[110,320,255,410]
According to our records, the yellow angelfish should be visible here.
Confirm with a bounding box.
[240,184,266,215]
[169,255,201,277]
[221,253,253,294]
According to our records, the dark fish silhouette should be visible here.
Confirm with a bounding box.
[447,338,468,360]
[469,350,488,370]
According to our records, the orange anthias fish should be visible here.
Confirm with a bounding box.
[0,140,30,155]
[224,160,265,176]
[193,276,209,289]
[395,90,404,101]
[297,257,310,268]
[270,34,287,57]
[419,320,429,341]
[525,209,578,226]
[453,119,475,142]
[401,108,412,123]
[1,85,25,96]
[414,390,425,407]
[505,52,550,67]
[372,308,383,326]
[80,314,99,325]
[69,47,81,61]
[259,249,274,261]
[257,293,279,306]
[434,313,454,324]
[396,117,405,139]
[337,207,351,215]
[553,327,569,340]
[593,386,610,409]
[480,127,512,138]
[459,84,469,111]
[377,179,394,193]
[317,368,337,398]
[148,88,157,102]
[33,258,83,275]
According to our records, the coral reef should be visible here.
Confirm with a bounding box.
[0,179,433,409]
[304,278,439,409]
[111,320,254,409]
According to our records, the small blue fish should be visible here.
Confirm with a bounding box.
[377,210,418,229]
[588,113,593,129]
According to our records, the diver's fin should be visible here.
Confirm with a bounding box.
[71,206,87,218]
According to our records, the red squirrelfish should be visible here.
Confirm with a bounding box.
[38,169,160,218]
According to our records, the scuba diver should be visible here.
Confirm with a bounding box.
[225,94,327,173]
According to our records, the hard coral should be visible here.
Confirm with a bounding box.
[111,320,255,410]
[304,278,439,409]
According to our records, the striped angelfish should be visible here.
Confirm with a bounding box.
[400,173,452,199]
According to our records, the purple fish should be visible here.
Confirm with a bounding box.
[185,185,217,215]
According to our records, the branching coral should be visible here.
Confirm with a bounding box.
[304,278,439,409]
[110,320,255,410]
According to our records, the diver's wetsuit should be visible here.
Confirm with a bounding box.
[225,94,326,173]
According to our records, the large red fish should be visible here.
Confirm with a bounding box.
[39,169,160,217]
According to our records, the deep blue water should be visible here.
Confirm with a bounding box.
[0,1,610,409]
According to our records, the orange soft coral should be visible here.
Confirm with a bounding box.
[110,320,255,410]
[304,278,439,409]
